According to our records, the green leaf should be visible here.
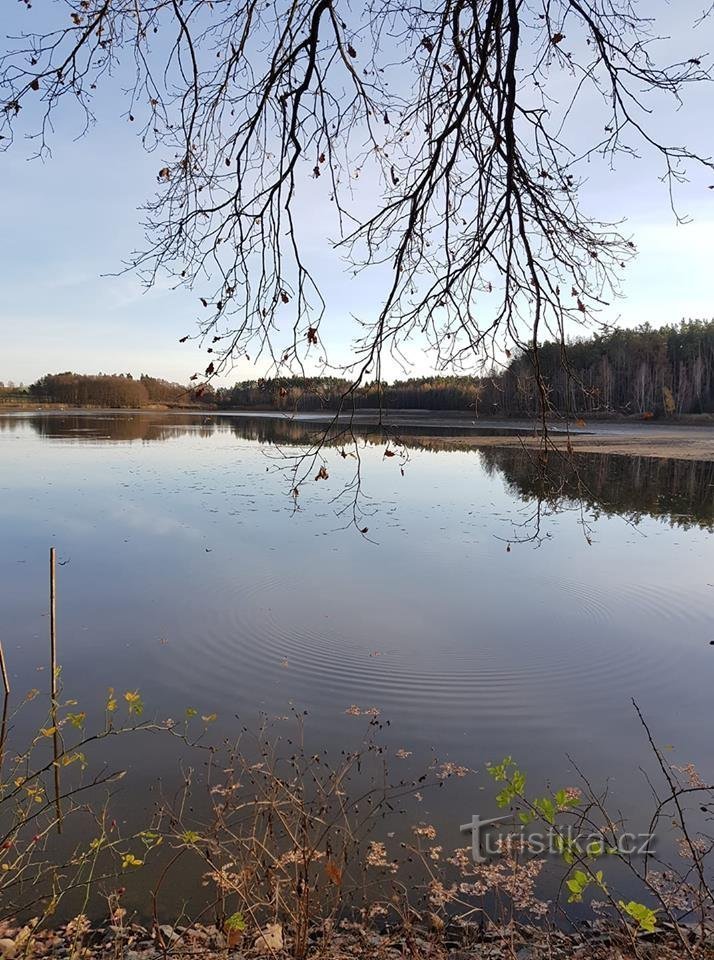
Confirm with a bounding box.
[566,869,589,903]
[124,690,144,716]
[487,756,513,782]
[554,834,578,865]
[138,830,163,849]
[66,711,86,730]
[618,900,658,933]
[121,853,143,869]
[225,911,246,932]
[535,796,555,824]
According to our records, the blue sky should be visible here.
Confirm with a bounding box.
[1,1,712,387]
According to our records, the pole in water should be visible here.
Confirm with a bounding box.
[0,639,9,696]
[50,546,57,703]
[49,546,62,833]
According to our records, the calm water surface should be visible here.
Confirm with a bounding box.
[1,411,712,910]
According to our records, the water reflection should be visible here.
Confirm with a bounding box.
[6,411,713,531]
[479,447,714,532]
[9,410,538,442]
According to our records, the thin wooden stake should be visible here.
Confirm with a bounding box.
[0,695,8,780]
[49,546,62,833]
[0,639,9,696]
[50,546,57,703]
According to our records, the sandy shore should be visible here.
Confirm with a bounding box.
[281,412,714,461]
[407,429,714,462]
[305,412,714,461]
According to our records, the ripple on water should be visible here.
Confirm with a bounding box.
[161,569,712,727]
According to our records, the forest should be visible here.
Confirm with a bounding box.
[20,372,205,408]
[223,320,714,417]
[489,319,714,417]
[4,320,713,417]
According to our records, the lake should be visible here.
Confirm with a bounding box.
[1,410,712,915]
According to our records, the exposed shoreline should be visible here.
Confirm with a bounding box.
[403,430,714,462]
[2,405,714,461]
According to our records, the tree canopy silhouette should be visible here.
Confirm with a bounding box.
[2,0,712,426]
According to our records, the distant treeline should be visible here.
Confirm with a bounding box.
[493,319,714,417]
[224,320,714,417]
[7,319,714,416]
[223,375,480,411]
[24,372,204,408]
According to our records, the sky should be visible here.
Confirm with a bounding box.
[1,1,713,388]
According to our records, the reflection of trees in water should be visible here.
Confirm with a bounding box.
[479,447,714,532]
[12,413,713,532]
[217,416,510,445]
[21,414,209,443]
[0,416,24,434]
[22,412,401,447]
